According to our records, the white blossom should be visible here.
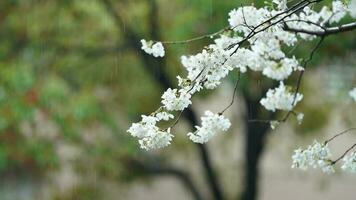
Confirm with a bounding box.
[129,1,354,151]
[292,141,334,174]
[127,115,173,150]
[273,0,287,11]
[260,82,303,112]
[349,87,356,102]
[161,88,192,111]
[128,115,158,138]
[141,39,165,57]
[297,113,304,125]
[213,34,242,53]
[251,38,285,60]
[318,160,335,174]
[292,148,309,170]
[187,111,231,144]
[341,152,356,173]
[138,128,173,150]
[262,57,301,80]
[228,6,269,36]
[156,111,174,121]
[181,47,232,90]
[231,48,266,71]
[285,6,332,40]
[330,0,347,23]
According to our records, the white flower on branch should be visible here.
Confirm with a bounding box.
[140,39,165,57]
[273,0,287,11]
[228,6,269,36]
[138,128,173,150]
[251,38,285,60]
[349,87,356,102]
[181,46,233,90]
[127,115,173,150]
[262,57,302,80]
[156,111,174,121]
[161,88,192,111]
[292,141,334,174]
[187,111,231,144]
[341,152,356,173]
[330,0,347,23]
[285,5,333,40]
[260,82,303,112]
[128,0,356,151]
[213,34,242,53]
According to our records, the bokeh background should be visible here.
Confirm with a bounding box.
[0,0,355,200]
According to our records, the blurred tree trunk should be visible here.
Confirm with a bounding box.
[240,81,274,200]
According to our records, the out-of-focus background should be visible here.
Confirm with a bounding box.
[0,0,355,200]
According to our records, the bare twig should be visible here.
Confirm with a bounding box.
[284,21,356,36]
[325,127,356,144]
[157,26,231,44]
[332,143,356,165]
[219,71,241,114]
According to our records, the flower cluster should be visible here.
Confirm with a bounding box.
[187,111,231,144]
[127,112,174,150]
[161,88,192,111]
[140,39,165,57]
[260,82,303,112]
[292,141,335,174]
[331,0,348,24]
[130,0,356,150]
[341,152,356,173]
[262,57,302,81]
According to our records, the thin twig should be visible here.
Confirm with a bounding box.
[219,71,241,114]
[332,143,356,165]
[157,26,231,44]
[284,21,356,36]
[277,36,325,123]
[168,110,184,129]
[293,36,325,103]
[325,127,356,144]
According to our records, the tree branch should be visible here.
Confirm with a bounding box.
[332,143,356,164]
[325,127,356,144]
[284,21,356,36]
[126,158,203,200]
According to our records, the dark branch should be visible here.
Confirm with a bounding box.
[126,159,203,200]
[325,127,356,144]
[219,71,241,114]
[332,143,356,164]
[284,21,356,36]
